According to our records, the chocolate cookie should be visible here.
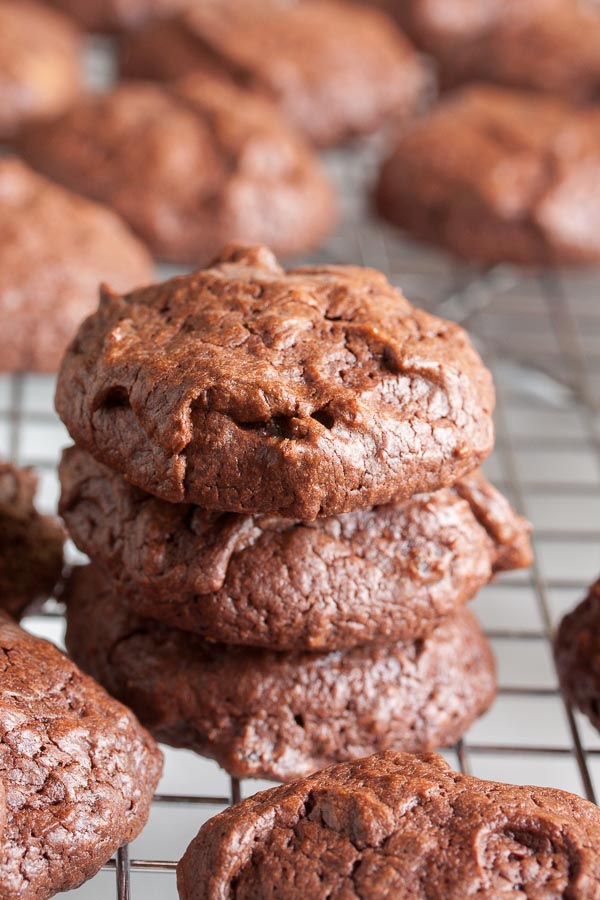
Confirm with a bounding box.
[0,157,153,372]
[65,564,496,782]
[376,0,600,100]
[59,446,531,650]
[43,0,189,32]
[21,77,336,265]
[436,1,600,99]
[55,244,495,518]
[0,611,162,899]
[119,0,428,147]
[0,0,81,139]
[555,577,600,732]
[374,0,551,54]
[376,85,600,266]
[0,461,64,620]
[177,750,600,900]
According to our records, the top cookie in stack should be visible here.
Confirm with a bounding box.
[56,243,495,518]
[58,244,530,781]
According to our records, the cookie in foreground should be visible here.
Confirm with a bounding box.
[0,613,162,899]
[178,750,600,899]
[64,564,496,782]
[55,243,495,518]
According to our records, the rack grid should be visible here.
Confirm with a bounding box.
[3,143,600,899]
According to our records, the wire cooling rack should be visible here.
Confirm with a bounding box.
[3,141,600,899]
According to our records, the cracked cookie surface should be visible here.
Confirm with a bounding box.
[64,564,496,781]
[59,446,530,649]
[20,78,337,264]
[119,0,427,147]
[177,750,600,899]
[55,244,495,518]
[0,460,64,619]
[0,613,162,899]
[377,85,600,265]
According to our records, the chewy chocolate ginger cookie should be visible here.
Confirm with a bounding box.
[0,612,162,899]
[0,157,152,372]
[20,77,337,265]
[377,85,600,266]
[119,0,428,147]
[59,446,531,650]
[65,564,496,782]
[0,0,81,140]
[0,460,64,620]
[555,577,600,733]
[56,244,495,519]
[374,0,600,101]
[178,751,600,899]
[42,0,190,32]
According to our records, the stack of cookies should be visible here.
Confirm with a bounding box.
[58,243,531,782]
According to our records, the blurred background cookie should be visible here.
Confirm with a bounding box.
[434,0,600,98]
[376,85,600,266]
[20,78,337,263]
[373,0,600,98]
[119,0,428,146]
[0,157,152,372]
[372,0,553,54]
[42,0,191,32]
[0,0,82,139]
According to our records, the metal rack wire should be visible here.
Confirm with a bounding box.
[3,144,600,899]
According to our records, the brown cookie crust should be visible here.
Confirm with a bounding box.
[0,0,81,140]
[20,78,337,265]
[0,461,64,620]
[42,0,189,32]
[0,612,162,899]
[376,85,600,266]
[55,244,495,518]
[119,0,428,147]
[64,564,496,782]
[0,157,153,373]
[177,750,600,900]
[555,577,600,732]
[59,446,531,650]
